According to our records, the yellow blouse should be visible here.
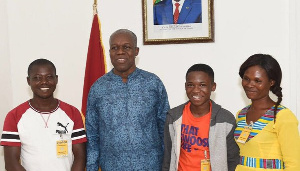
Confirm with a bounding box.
[235,107,300,171]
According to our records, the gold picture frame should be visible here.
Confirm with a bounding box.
[142,0,214,45]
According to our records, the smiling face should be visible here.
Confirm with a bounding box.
[27,64,58,100]
[242,65,274,101]
[185,71,216,110]
[109,32,139,77]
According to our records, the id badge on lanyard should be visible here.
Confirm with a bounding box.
[56,133,68,158]
[201,150,211,171]
[237,121,253,144]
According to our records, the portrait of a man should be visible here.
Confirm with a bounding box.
[153,0,202,25]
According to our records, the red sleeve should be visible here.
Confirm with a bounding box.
[1,102,29,146]
[59,101,87,144]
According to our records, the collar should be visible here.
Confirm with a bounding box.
[109,67,141,81]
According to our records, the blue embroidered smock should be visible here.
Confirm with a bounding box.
[86,68,170,171]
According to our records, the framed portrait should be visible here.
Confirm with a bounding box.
[142,0,214,45]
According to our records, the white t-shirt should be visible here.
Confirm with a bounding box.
[1,100,87,171]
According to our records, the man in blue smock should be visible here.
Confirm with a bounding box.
[85,29,170,171]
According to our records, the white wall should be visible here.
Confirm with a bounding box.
[289,0,300,118]
[0,0,299,170]
[0,0,12,170]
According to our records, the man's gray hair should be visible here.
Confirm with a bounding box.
[109,29,137,47]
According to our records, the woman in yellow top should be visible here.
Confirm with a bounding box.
[234,54,300,171]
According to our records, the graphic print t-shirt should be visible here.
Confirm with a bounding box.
[178,102,211,171]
